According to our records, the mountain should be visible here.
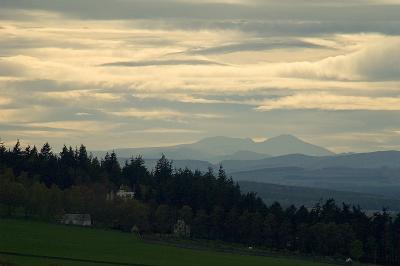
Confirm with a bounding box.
[231,166,400,199]
[221,154,316,173]
[239,181,400,211]
[92,134,334,163]
[221,151,400,173]
[253,135,335,157]
[222,150,400,201]
[213,150,270,162]
[182,136,255,156]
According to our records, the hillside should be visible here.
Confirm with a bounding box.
[231,167,400,198]
[212,150,270,162]
[239,181,400,211]
[221,151,400,173]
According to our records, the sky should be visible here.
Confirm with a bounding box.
[1,0,400,153]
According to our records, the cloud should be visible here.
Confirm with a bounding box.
[0,106,48,123]
[109,108,225,121]
[75,112,92,116]
[128,127,203,134]
[27,120,118,133]
[353,39,400,80]
[3,0,400,21]
[1,2,400,152]
[316,129,400,153]
[279,37,400,81]
[0,59,26,77]
[256,93,400,111]
[132,92,233,104]
[42,90,121,102]
[187,39,327,55]
[100,59,226,67]
[0,122,76,132]
[0,96,12,105]
[3,1,400,40]
[192,113,226,119]
[0,109,21,123]
[110,108,185,120]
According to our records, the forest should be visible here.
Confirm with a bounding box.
[0,140,399,265]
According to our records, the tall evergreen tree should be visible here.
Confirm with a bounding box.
[102,151,121,187]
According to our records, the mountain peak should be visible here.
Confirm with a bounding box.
[266,134,301,142]
[196,136,254,144]
[193,135,334,157]
[94,134,334,162]
[256,134,334,156]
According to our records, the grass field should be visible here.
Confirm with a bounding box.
[0,219,336,266]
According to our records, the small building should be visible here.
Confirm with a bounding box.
[116,185,135,200]
[61,213,92,227]
[173,219,190,238]
[106,185,135,201]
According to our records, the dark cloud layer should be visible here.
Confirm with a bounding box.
[0,123,77,132]
[187,39,328,55]
[3,0,400,21]
[3,0,400,37]
[100,59,226,67]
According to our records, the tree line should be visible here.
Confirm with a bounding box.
[0,140,399,265]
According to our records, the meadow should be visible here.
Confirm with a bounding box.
[0,219,336,266]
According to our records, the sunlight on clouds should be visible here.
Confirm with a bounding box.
[110,108,186,120]
[129,128,203,134]
[256,93,400,111]
[0,96,12,105]
[133,92,227,104]
[110,108,225,121]
[193,113,226,119]
[278,36,400,81]
[0,109,19,123]
[0,107,48,123]
[317,130,400,153]
[27,121,119,133]
[42,90,121,102]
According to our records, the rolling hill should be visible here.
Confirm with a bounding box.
[239,181,400,211]
[221,151,400,173]
[231,167,400,199]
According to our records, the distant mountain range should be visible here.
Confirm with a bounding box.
[231,166,400,198]
[221,150,400,173]
[239,181,400,211]
[94,135,400,207]
[93,134,334,162]
[224,151,400,200]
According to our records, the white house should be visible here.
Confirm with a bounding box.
[116,185,135,200]
[106,185,135,201]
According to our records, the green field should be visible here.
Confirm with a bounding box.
[0,219,335,266]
